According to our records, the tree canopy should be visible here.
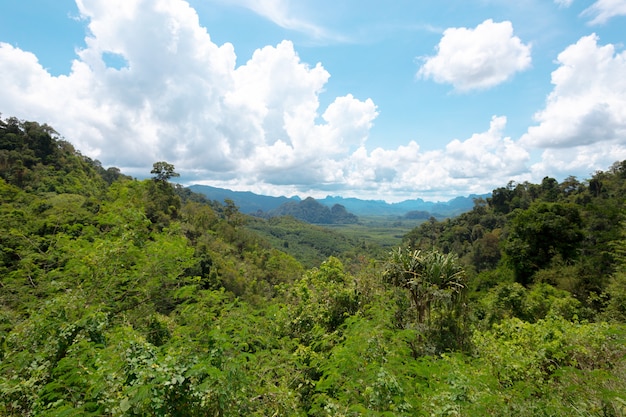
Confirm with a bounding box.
[1,115,626,416]
[150,161,179,182]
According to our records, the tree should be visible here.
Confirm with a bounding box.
[383,247,468,353]
[540,176,559,202]
[223,198,243,226]
[150,161,179,182]
[504,202,583,285]
[384,248,466,323]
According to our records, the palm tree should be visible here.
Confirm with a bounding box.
[384,247,468,352]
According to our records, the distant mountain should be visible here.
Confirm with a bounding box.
[187,184,487,218]
[188,184,300,214]
[317,194,488,217]
[266,197,359,224]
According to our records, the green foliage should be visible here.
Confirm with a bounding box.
[0,116,119,195]
[599,228,626,322]
[144,179,182,230]
[384,248,465,323]
[247,215,360,268]
[384,247,469,354]
[475,282,588,326]
[457,318,626,416]
[3,116,626,416]
[403,164,626,313]
[601,272,626,322]
[150,161,179,182]
[474,317,626,395]
[504,202,584,285]
[310,314,416,416]
[266,197,359,224]
[286,257,359,337]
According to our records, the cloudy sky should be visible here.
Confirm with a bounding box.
[1,0,625,201]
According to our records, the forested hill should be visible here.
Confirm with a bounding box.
[187,184,299,214]
[402,166,626,302]
[263,197,359,224]
[2,116,626,416]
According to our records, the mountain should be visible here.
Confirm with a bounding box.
[188,184,487,218]
[265,197,359,224]
[318,194,488,217]
[187,184,300,214]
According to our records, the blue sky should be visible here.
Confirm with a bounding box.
[1,0,625,201]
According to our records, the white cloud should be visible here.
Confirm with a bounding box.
[314,116,531,201]
[520,34,626,184]
[0,0,539,201]
[197,115,533,202]
[521,34,626,151]
[444,116,528,179]
[0,0,379,191]
[417,19,532,92]
[8,0,622,202]
[530,145,626,181]
[216,0,342,41]
[582,0,626,25]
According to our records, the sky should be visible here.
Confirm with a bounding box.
[1,0,625,202]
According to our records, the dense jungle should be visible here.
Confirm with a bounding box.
[1,116,626,416]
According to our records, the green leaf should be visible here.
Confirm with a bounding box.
[119,398,131,412]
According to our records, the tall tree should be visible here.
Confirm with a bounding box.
[150,161,179,182]
[504,202,583,285]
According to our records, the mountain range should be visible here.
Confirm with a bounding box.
[187,184,488,219]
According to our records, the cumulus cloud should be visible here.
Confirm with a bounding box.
[582,0,626,25]
[521,35,626,148]
[0,0,538,201]
[197,114,532,201]
[10,0,617,202]
[520,34,626,182]
[322,116,531,201]
[0,0,380,191]
[530,145,626,182]
[417,19,532,92]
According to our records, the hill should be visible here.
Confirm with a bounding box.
[263,196,359,224]
[187,184,299,213]
[2,115,626,416]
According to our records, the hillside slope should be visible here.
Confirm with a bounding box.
[188,184,299,213]
[2,116,625,416]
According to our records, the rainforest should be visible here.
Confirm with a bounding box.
[1,116,626,416]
